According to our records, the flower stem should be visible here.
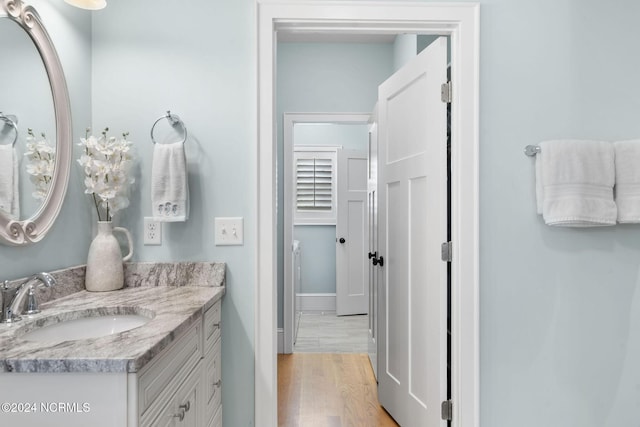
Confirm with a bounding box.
[91,194,102,221]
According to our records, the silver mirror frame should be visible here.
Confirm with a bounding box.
[0,0,72,245]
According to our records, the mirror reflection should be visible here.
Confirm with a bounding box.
[0,16,56,221]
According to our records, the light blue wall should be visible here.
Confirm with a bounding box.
[417,34,439,53]
[417,34,450,64]
[4,1,640,426]
[90,1,255,426]
[393,34,417,72]
[397,34,450,70]
[473,0,640,425]
[292,123,369,295]
[293,226,336,294]
[276,42,394,327]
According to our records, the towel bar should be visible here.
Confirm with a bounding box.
[524,145,541,157]
[150,110,187,145]
[0,113,18,147]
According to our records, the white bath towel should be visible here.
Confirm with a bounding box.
[614,139,640,223]
[0,144,19,219]
[151,141,189,222]
[536,140,616,226]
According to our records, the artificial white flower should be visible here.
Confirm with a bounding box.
[24,129,55,201]
[78,128,135,221]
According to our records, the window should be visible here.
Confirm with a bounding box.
[293,147,337,224]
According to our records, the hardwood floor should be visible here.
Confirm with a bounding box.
[278,353,398,426]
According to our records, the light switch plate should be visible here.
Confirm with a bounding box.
[215,217,244,245]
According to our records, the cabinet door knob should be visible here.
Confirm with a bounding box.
[180,401,191,413]
[339,237,346,244]
[214,379,222,388]
[172,409,185,422]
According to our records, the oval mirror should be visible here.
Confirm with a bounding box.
[0,11,56,220]
[0,0,72,245]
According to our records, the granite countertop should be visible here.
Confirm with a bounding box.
[0,285,224,374]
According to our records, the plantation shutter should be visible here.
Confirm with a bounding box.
[296,157,332,211]
[293,148,337,224]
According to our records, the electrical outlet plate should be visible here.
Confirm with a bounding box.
[143,217,162,245]
[215,217,244,246]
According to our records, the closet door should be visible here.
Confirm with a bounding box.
[336,149,369,316]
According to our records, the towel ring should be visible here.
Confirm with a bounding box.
[150,110,187,144]
[0,113,18,147]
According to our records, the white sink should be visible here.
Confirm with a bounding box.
[21,310,154,342]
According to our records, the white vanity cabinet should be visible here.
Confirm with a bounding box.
[0,282,224,427]
[203,300,223,426]
[139,300,222,427]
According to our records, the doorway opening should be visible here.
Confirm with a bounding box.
[282,113,371,355]
[257,2,480,426]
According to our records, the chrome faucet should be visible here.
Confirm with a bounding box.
[1,272,56,323]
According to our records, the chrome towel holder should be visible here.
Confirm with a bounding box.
[150,110,187,144]
[524,145,541,157]
[0,112,18,147]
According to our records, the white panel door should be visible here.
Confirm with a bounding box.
[378,37,448,427]
[367,115,379,378]
[336,149,368,316]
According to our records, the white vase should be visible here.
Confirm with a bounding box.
[85,221,134,292]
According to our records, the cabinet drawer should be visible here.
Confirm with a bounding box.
[204,337,222,424]
[142,359,202,427]
[138,320,202,416]
[203,300,221,353]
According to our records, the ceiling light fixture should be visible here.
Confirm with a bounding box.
[64,0,107,10]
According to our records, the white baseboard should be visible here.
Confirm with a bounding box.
[298,293,336,312]
[277,328,284,354]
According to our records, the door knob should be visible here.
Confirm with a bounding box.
[368,251,377,259]
[339,237,346,244]
[373,256,384,267]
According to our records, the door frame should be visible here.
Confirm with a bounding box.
[283,113,371,354]
[256,2,480,426]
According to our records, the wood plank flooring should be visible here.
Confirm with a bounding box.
[278,353,399,426]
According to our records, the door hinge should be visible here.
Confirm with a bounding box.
[441,81,452,103]
[441,400,453,421]
[441,241,452,262]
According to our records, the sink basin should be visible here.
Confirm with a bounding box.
[20,308,154,342]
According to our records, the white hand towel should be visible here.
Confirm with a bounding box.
[0,144,19,219]
[614,139,640,223]
[536,140,616,226]
[151,141,189,222]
